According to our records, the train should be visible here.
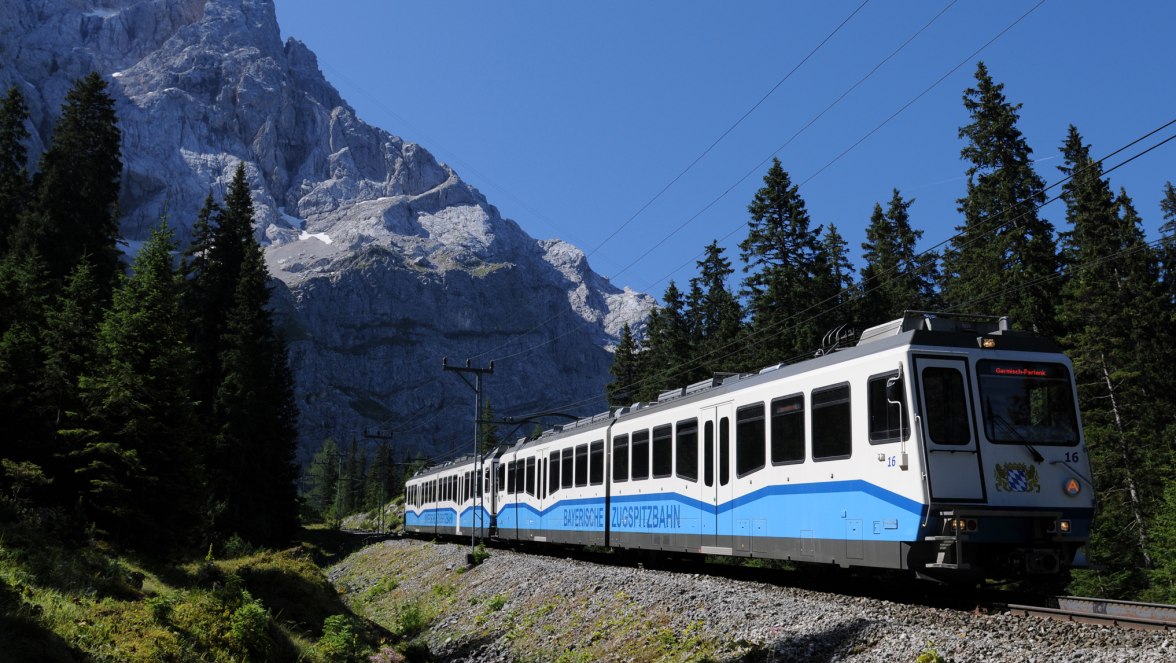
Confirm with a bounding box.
[405,311,1094,585]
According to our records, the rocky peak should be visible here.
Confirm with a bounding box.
[4,0,654,458]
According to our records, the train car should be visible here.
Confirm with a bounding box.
[406,450,501,539]
[407,312,1093,584]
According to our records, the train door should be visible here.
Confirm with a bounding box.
[701,402,735,553]
[914,356,985,501]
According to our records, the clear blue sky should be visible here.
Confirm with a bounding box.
[273,1,1175,304]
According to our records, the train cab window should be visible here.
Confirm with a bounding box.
[676,419,698,482]
[704,421,714,487]
[977,361,1079,446]
[526,457,536,496]
[736,403,766,477]
[589,441,604,486]
[632,430,650,480]
[771,395,805,464]
[613,434,630,483]
[561,448,574,489]
[868,371,910,443]
[719,417,731,486]
[574,444,589,487]
[813,384,852,460]
[652,425,673,478]
[549,452,560,494]
[922,367,971,445]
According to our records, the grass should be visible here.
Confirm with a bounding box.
[0,516,395,662]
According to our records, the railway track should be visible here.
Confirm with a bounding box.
[1006,596,1176,631]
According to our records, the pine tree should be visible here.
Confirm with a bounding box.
[0,251,52,497]
[942,62,1059,334]
[739,158,824,366]
[815,223,856,337]
[1055,126,1171,598]
[641,281,692,399]
[15,73,122,290]
[479,398,501,454]
[212,234,300,545]
[73,220,206,553]
[0,87,31,254]
[858,190,938,327]
[1159,181,1176,308]
[686,241,743,379]
[306,438,341,523]
[606,323,643,408]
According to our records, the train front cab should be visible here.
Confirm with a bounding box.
[908,330,1094,584]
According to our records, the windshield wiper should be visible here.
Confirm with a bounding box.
[987,407,1045,463]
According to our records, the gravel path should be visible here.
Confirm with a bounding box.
[329,538,1173,662]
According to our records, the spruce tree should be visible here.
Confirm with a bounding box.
[815,223,856,337]
[1055,126,1171,598]
[16,73,122,290]
[641,281,692,398]
[942,62,1059,334]
[73,220,206,553]
[0,87,31,254]
[686,241,743,378]
[606,323,643,408]
[212,235,300,545]
[0,251,52,496]
[739,158,824,366]
[1159,181,1176,308]
[306,438,341,523]
[858,190,938,327]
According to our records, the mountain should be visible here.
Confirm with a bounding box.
[0,0,653,460]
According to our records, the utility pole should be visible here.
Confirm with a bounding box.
[363,428,394,534]
[443,357,493,556]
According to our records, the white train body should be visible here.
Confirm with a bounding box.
[406,313,1093,582]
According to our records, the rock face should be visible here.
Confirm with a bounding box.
[1,0,653,459]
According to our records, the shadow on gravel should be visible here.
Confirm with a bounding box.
[746,618,871,662]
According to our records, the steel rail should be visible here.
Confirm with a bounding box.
[1006,596,1176,631]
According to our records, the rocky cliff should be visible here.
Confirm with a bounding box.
[1,0,652,459]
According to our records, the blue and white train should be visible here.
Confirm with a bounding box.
[405,312,1093,583]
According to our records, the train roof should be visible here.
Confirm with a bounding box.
[410,311,1063,470]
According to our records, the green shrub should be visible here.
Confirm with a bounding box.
[486,593,507,612]
[394,601,428,638]
[229,590,271,656]
[314,614,363,662]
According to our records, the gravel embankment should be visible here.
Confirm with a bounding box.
[329,538,1173,662]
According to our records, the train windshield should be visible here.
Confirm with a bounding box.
[977,360,1079,446]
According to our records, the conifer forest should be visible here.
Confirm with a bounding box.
[1,60,1174,612]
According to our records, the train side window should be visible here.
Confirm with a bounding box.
[526,457,536,496]
[868,371,910,443]
[652,425,673,478]
[704,421,714,487]
[813,383,852,460]
[497,465,504,493]
[736,403,766,477]
[574,444,589,487]
[719,417,730,486]
[632,430,650,480]
[506,462,515,494]
[549,451,560,494]
[676,418,698,482]
[612,434,630,483]
[922,367,971,445]
[771,394,805,464]
[589,440,604,485]
[539,458,546,499]
[561,448,573,489]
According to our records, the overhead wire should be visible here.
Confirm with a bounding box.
[468,1,876,364]
[505,118,1176,425]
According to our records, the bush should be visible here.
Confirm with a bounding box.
[314,613,363,662]
[229,591,271,656]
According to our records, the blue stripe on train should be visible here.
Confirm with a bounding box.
[496,480,926,541]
